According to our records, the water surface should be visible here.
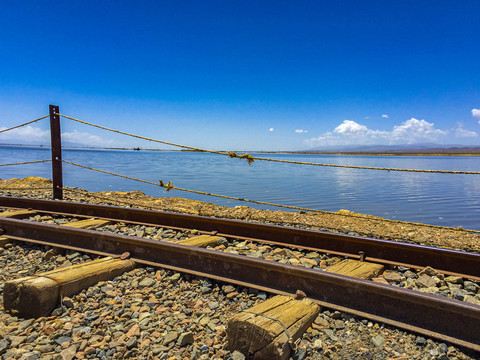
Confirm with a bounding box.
[1,146,480,230]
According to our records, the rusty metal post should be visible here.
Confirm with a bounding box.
[49,105,63,200]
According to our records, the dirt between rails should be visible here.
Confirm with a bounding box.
[1,176,480,254]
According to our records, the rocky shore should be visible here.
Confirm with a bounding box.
[1,177,479,359]
[2,177,479,254]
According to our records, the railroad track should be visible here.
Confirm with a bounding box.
[0,196,479,353]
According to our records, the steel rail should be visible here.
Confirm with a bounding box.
[0,217,479,352]
[1,196,480,280]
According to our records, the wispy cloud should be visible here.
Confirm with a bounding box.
[269,127,274,132]
[295,129,308,134]
[382,114,389,118]
[472,109,480,123]
[305,118,448,147]
[0,126,113,146]
[62,130,114,146]
[455,125,478,138]
[0,125,50,143]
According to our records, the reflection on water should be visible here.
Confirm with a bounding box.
[1,146,480,230]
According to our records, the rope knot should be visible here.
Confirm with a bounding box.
[228,151,255,165]
[159,180,174,192]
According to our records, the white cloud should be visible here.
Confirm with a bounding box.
[0,125,50,143]
[0,126,113,146]
[382,114,389,118]
[333,120,388,138]
[334,120,368,134]
[472,109,480,123]
[62,130,114,146]
[455,126,478,138]
[305,118,448,147]
[390,118,447,142]
[295,129,308,134]
[269,128,274,132]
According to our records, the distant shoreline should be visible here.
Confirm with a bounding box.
[266,152,480,157]
[2,143,480,156]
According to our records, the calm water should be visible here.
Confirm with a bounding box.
[1,146,480,230]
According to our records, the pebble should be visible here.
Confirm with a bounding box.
[416,274,437,288]
[334,320,345,329]
[163,332,178,345]
[62,297,74,309]
[416,336,427,345]
[1,188,479,359]
[371,335,384,348]
[223,285,236,294]
[177,331,194,346]
[383,271,403,283]
[138,277,156,287]
[230,350,246,360]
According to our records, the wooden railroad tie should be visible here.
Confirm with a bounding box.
[3,256,136,317]
[227,294,320,360]
[61,218,111,229]
[0,235,10,247]
[0,209,37,219]
[325,259,384,280]
[176,235,222,248]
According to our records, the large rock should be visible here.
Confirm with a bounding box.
[415,274,437,288]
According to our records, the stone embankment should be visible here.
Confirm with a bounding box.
[0,177,479,359]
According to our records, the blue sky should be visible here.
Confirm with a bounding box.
[1,1,479,151]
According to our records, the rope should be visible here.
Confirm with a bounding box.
[61,160,326,212]
[58,113,232,156]
[0,159,51,167]
[0,115,49,134]
[228,151,255,165]
[60,160,480,234]
[252,157,480,175]
[58,113,480,174]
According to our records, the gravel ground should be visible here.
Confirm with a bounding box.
[1,177,480,359]
[21,211,480,306]
[0,244,478,360]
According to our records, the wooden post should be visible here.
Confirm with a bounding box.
[49,105,63,200]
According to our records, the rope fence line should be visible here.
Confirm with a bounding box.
[58,113,229,156]
[58,113,480,175]
[61,160,318,212]
[2,108,479,236]
[0,159,52,167]
[0,115,49,134]
[252,158,480,175]
[60,159,480,234]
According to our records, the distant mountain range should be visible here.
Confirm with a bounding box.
[2,142,480,154]
[296,143,480,154]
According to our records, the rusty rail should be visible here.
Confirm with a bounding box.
[1,196,480,280]
[0,216,479,352]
